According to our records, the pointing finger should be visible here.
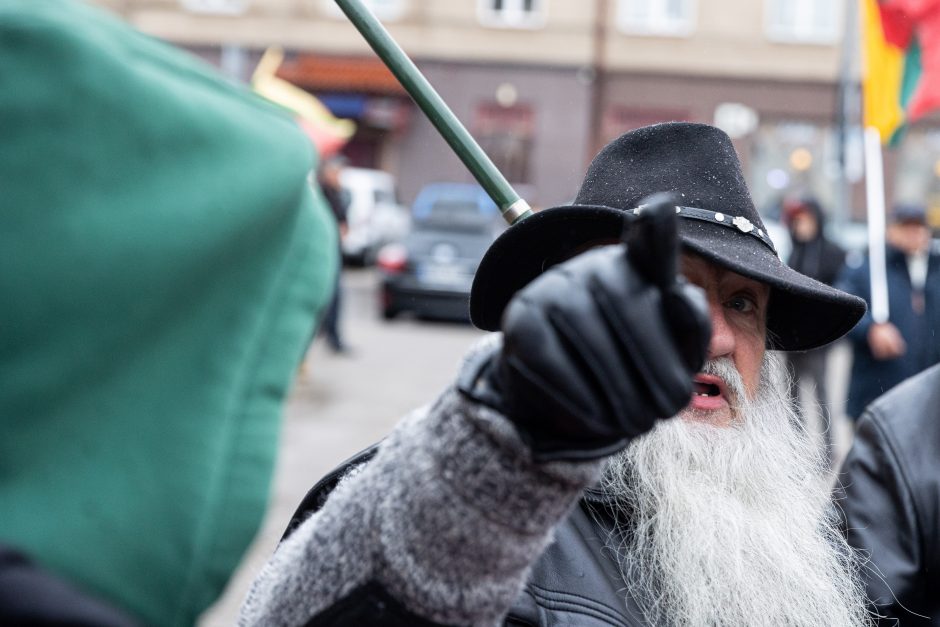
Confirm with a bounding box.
[624,192,680,290]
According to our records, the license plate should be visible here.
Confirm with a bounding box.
[420,263,467,287]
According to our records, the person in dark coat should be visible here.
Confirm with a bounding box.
[835,204,940,420]
[835,362,940,625]
[782,195,846,466]
[317,156,352,353]
[239,123,873,627]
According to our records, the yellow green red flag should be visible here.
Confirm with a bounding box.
[860,0,940,146]
[862,0,908,143]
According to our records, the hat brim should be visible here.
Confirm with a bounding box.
[470,205,865,351]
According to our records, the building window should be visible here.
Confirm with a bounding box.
[475,103,534,184]
[616,0,696,37]
[765,0,841,44]
[477,0,546,30]
[179,0,249,15]
[321,0,407,21]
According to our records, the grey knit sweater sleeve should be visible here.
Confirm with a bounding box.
[238,336,603,627]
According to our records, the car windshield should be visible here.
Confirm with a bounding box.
[413,200,494,233]
[374,189,396,205]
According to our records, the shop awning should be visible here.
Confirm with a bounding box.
[276,54,407,96]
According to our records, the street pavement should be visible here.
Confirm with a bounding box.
[199,265,856,625]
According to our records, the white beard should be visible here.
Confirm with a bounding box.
[598,352,872,627]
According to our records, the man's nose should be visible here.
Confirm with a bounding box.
[707,302,735,360]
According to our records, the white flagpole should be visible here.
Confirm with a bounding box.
[863,126,890,323]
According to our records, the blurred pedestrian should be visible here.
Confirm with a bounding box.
[782,195,846,465]
[835,204,940,421]
[835,362,940,625]
[0,1,337,625]
[318,155,352,354]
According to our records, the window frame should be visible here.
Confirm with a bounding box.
[615,0,697,37]
[474,100,535,185]
[477,0,547,30]
[179,0,250,15]
[763,0,842,45]
[320,0,408,21]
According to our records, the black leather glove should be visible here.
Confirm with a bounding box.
[460,194,711,461]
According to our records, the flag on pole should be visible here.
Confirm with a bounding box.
[861,0,940,145]
[859,0,940,322]
[252,47,356,157]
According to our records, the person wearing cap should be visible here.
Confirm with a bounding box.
[834,203,940,421]
[781,195,846,466]
[240,122,871,626]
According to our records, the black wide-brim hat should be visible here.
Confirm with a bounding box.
[470,122,866,351]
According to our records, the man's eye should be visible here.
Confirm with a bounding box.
[727,296,756,313]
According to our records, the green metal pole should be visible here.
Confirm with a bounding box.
[334,0,532,225]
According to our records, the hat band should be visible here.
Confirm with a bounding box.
[633,205,778,256]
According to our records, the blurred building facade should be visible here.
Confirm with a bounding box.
[94,0,940,229]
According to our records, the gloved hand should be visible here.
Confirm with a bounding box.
[460,194,711,462]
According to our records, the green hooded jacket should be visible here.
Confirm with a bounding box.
[0,1,338,624]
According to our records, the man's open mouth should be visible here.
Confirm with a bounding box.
[687,374,733,422]
[693,381,722,397]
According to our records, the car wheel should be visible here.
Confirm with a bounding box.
[343,252,366,267]
[380,285,399,321]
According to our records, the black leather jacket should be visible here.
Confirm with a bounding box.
[507,493,645,626]
[836,363,940,625]
[285,447,642,627]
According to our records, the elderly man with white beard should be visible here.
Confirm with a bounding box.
[239,123,874,627]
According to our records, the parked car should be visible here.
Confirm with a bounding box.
[377,183,505,321]
[339,167,410,266]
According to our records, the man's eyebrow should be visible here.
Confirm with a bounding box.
[723,280,769,305]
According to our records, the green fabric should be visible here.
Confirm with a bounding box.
[0,1,337,625]
[887,38,922,147]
